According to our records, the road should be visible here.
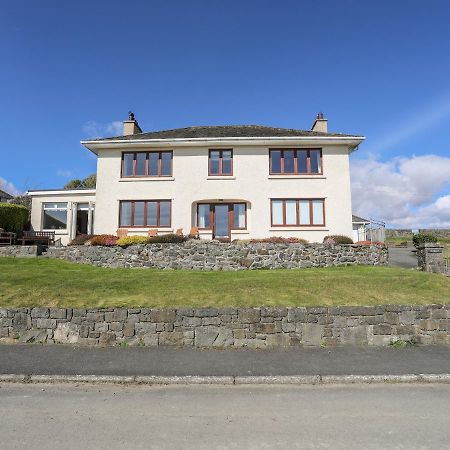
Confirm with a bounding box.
[388,247,418,268]
[2,344,450,377]
[0,383,449,449]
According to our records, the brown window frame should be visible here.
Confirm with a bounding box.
[270,198,325,227]
[121,151,173,178]
[119,200,172,228]
[269,149,323,175]
[196,202,247,230]
[208,149,233,176]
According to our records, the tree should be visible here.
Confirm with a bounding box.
[63,174,96,190]
[63,179,83,190]
[82,174,96,188]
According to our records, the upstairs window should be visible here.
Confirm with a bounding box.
[269,149,322,175]
[271,199,325,226]
[209,150,233,176]
[121,151,173,177]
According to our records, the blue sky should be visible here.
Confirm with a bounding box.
[1,0,450,227]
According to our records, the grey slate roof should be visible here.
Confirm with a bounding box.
[0,189,13,199]
[352,214,370,223]
[90,125,362,141]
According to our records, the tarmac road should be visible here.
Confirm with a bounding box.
[1,383,449,449]
[1,344,450,377]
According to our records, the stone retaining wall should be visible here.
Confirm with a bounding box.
[0,245,43,257]
[1,305,448,348]
[43,242,388,270]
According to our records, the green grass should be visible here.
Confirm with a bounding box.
[0,258,448,308]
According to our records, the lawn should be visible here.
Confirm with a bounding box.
[0,258,448,308]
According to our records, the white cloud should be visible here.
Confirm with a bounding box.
[0,177,22,196]
[82,120,122,139]
[56,169,72,178]
[351,154,450,228]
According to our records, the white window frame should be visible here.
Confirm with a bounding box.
[42,202,68,231]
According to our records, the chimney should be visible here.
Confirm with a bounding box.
[122,111,142,136]
[311,112,328,133]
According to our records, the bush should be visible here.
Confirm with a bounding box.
[0,203,28,232]
[148,233,188,244]
[68,234,93,246]
[117,236,150,247]
[249,237,308,244]
[323,235,354,245]
[412,232,438,248]
[89,234,118,246]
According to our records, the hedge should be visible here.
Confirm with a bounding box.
[0,203,28,233]
[412,232,438,248]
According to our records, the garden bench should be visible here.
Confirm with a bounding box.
[21,231,55,246]
[0,231,16,246]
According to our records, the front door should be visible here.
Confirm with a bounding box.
[213,204,230,240]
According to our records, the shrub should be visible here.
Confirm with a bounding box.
[0,203,28,232]
[249,237,308,244]
[89,234,118,246]
[68,234,93,246]
[117,236,150,247]
[323,235,354,245]
[412,232,438,248]
[148,233,188,244]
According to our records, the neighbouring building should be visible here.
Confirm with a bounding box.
[0,189,13,203]
[28,112,365,245]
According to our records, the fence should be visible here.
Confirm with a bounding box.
[365,218,386,243]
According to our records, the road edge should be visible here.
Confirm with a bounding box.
[1,373,450,386]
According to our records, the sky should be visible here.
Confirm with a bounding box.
[1,0,449,228]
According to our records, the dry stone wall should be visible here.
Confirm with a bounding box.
[43,242,388,270]
[0,245,43,257]
[1,305,449,348]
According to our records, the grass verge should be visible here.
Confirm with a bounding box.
[0,258,448,308]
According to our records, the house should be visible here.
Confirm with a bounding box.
[0,189,13,203]
[352,215,371,242]
[28,112,365,245]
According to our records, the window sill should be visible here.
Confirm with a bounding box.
[206,176,236,180]
[269,227,329,231]
[231,229,249,234]
[42,230,68,235]
[119,177,175,182]
[268,175,326,179]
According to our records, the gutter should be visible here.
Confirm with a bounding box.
[81,136,365,154]
[27,189,96,196]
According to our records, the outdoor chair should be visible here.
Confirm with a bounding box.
[117,229,128,238]
[0,231,16,246]
[21,231,55,246]
[189,227,199,239]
